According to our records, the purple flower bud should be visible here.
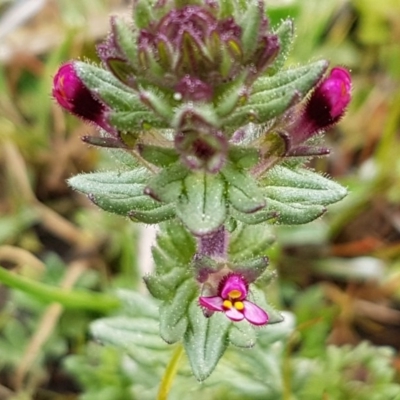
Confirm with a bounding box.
[199,273,269,326]
[253,34,280,73]
[175,129,228,173]
[135,5,245,83]
[174,76,213,102]
[306,67,351,128]
[52,62,110,131]
[157,6,217,51]
[288,67,352,146]
[96,17,139,88]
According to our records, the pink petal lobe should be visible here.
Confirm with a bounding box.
[225,307,245,322]
[243,300,269,326]
[199,296,224,311]
[330,67,352,90]
[221,274,247,299]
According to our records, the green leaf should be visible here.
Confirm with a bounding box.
[109,110,167,132]
[145,222,195,298]
[90,316,170,367]
[175,172,226,235]
[144,221,196,340]
[145,163,188,204]
[183,299,231,381]
[225,60,328,127]
[231,207,276,225]
[229,223,275,262]
[214,73,247,118]
[138,144,179,167]
[75,62,141,112]
[132,0,153,29]
[261,165,347,225]
[113,17,138,63]
[251,60,328,96]
[228,146,260,169]
[163,221,196,264]
[144,268,191,300]
[231,256,269,283]
[68,168,158,216]
[159,279,197,344]
[219,0,236,18]
[116,289,159,319]
[240,0,262,59]
[266,199,326,225]
[221,163,266,213]
[172,103,220,130]
[263,165,348,205]
[106,147,139,169]
[140,88,174,120]
[129,203,175,224]
[150,222,192,275]
[228,321,257,348]
[268,19,294,74]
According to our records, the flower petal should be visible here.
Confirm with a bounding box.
[221,274,247,300]
[225,307,245,322]
[243,300,269,326]
[199,296,224,311]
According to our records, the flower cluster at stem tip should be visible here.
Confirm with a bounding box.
[52,0,352,328]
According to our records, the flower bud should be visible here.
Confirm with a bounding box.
[288,67,351,146]
[174,76,213,102]
[52,62,110,131]
[175,129,227,173]
[306,67,351,128]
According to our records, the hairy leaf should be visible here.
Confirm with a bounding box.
[68,169,158,216]
[175,172,226,235]
[261,166,347,225]
[225,60,328,127]
[221,163,266,213]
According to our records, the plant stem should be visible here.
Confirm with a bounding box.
[198,226,227,258]
[0,266,120,312]
[157,344,184,400]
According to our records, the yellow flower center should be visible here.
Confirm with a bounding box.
[222,290,245,312]
[223,300,233,309]
[234,301,244,311]
[228,289,242,299]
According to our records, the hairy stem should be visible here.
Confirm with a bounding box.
[197,226,228,258]
[157,344,184,400]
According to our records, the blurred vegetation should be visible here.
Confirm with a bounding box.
[0,0,400,398]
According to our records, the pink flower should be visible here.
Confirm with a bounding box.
[52,62,111,132]
[199,274,269,326]
[306,67,352,127]
[289,67,352,146]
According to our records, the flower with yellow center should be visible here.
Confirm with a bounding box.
[199,273,268,326]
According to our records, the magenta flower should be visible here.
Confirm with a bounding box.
[199,274,269,326]
[52,62,111,132]
[306,67,352,128]
[288,67,352,147]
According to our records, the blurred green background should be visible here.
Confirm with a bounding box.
[1,0,400,398]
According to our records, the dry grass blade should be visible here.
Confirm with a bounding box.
[13,259,89,391]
